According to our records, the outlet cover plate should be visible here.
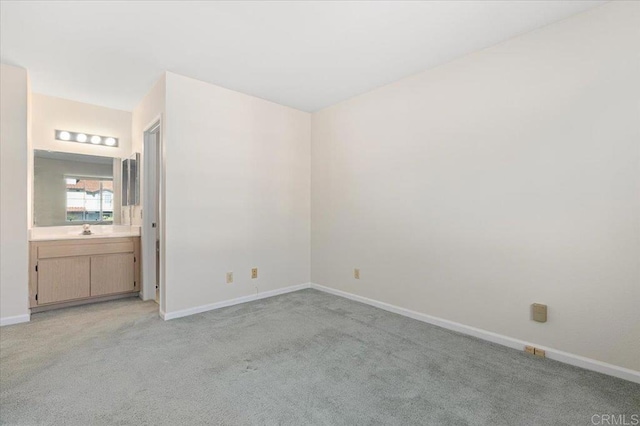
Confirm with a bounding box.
[532,303,547,323]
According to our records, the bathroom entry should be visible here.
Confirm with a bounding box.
[143,121,162,305]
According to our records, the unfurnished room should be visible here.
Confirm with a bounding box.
[0,1,639,425]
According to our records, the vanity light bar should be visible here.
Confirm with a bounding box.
[55,130,119,147]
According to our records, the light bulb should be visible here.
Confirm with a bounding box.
[59,131,71,141]
[105,137,116,146]
[76,133,87,143]
[90,135,102,144]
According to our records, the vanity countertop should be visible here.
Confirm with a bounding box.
[29,225,141,242]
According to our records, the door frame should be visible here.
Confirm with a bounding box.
[141,116,165,314]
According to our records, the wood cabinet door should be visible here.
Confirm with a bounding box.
[37,257,91,304]
[90,253,135,297]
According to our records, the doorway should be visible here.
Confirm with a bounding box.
[142,121,162,309]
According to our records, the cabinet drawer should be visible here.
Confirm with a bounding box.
[38,241,134,259]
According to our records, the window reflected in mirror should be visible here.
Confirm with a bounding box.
[65,177,114,223]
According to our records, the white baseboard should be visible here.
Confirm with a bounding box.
[0,313,30,327]
[161,282,311,321]
[310,283,640,384]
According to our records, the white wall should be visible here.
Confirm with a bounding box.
[0,64,30,324]
[164,72,311,314]
[131,74,166,306]
[130,74,166,227]
[27,74,33,237]
[311,2,640,372]
[31,93,132,159]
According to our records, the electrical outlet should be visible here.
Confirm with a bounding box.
[251,268,258,279]
[532,303,547,323]
[226,272,233,284]
[354,268,360,279]
[524,345,546,358]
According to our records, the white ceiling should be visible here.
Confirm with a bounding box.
[1,1,605,112]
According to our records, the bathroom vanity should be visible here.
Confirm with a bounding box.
[30,149,143,312]
[29,227,141,311]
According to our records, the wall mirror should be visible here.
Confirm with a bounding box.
[122,152,140,206]
[33,150,122,227]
